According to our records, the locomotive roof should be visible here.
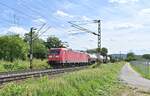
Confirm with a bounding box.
[50,48,69,50]
[50,48,88,54]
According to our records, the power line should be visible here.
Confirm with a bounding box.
[0,2,37,20]
[68,21,100,36]
[68,20,102,60]
[18,2,49,21]
[36,23,46,35]
[18,0,67,29]
[37,26,51,38]
[19,0,55,20]
[0,1,50,33]
[32,23,47,40]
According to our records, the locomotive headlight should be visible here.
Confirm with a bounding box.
[55,56,59,58]
[49,56,52,58]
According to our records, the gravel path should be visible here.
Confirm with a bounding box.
[120,63,150,90]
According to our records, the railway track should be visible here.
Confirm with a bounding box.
[0,66,88,84]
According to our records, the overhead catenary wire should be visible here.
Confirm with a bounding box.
[68,20,102,60]
[68,21,100,36]
[0,1,51,36]
[0,2,37,20]
[37,26,51,38]
[18,0,68,30]
[36,23,46,35]
[31,25,51,40]
[0,0,100,40]
[17,2,49,21]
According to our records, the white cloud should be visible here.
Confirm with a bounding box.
[114,23,143,30]
[103,21,143,31]
[33,18,47,25]
[55,10,74,18]
[108,0,138,4]
[80,16,91,21]
[103,31,150,54]
[101,19,150,54]
[54,10,91,22]
[139,8,150,16]
[6,26,28,36]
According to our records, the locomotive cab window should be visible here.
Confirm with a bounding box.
[49,50,60,55]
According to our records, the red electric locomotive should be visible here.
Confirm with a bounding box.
[48,48,90,67]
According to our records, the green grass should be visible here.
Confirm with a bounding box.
[131,64,150,79]
[0,62,126,96]
[0,59,49,72]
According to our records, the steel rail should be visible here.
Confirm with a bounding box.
[0,66,87,84]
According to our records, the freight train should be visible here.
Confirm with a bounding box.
[48,48,107,68]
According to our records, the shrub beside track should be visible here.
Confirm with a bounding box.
[0,62,126,96]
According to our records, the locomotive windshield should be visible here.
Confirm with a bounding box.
[49,49,60,55]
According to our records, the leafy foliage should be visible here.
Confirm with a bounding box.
[87,47,108,55]
[32,39,47,59]
[131,61,150,79]
[0,62,125,96]
[24,32,47,59]
[0,35,28,62]
[125,52,136,62]
[0,32,51,61]
[86,48,97,54]
[100,47,108,56]
[45,36,66,49]
[0,59,48,72]
[142,54,150,60]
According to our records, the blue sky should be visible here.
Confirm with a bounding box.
[0,0,150,54]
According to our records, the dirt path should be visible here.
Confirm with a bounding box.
[120,63,150,89]
[119,63,150,96]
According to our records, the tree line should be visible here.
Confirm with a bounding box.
[125,52,150,62]
[0,32,65,62]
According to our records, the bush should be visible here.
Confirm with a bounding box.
[0,35,28,62]
[0,62,125,96]
[0,59,49,72]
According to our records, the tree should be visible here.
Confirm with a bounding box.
[109,55,117,63]
[96,48,101,53]
[32,39,47,59]
[0,35,28,62]
[100,47,108,57]
[87,48,97,54]
[100,47,108,63]
[24,32,47,59]
[45,36,65,49]
[125,52,136,62]
[142,54,150,60]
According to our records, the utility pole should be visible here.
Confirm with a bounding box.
[120,51,122,60]
[28,25,50,69]
[68,20,102,61]
[97,20,101,62]
[97,20,101,49]
[68,20,101,49]
[29,27,36,69]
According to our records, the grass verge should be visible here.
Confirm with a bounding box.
[0,62,126,96]
[130,64,150,79]
[0,59,49,72]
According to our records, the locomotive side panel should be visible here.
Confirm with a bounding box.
[48,48,92,67]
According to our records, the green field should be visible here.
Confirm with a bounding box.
[131,63,150,79]
[0,59,49,72]
[0,62,129,96]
